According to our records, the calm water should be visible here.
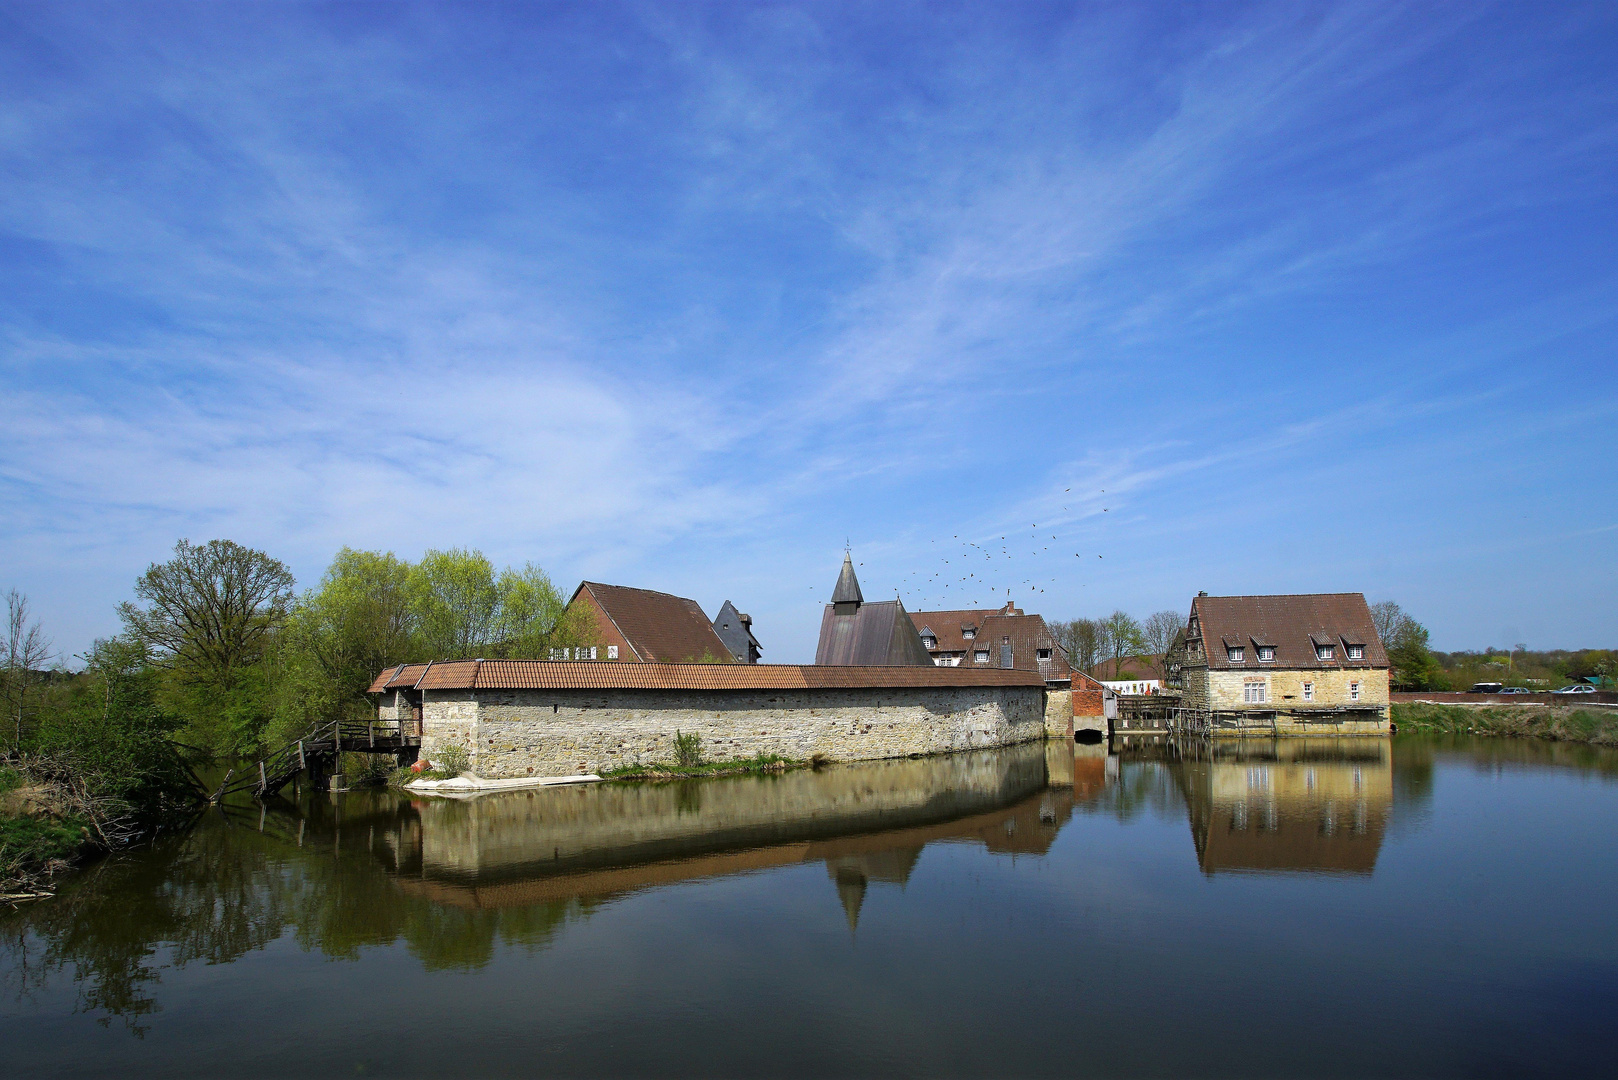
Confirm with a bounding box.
[4,736,1617,1077]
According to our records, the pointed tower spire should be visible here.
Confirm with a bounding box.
[832,551,863,614]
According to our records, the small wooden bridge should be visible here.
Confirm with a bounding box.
[210,718,420,802]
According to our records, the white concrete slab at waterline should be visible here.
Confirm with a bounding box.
[404,773,603,798]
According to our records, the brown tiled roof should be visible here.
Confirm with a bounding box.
[390,660,1044,692]
[366,663,430,694]
[1190,593,1387,671]
[577,582,737,663]
[910,607,1072,680]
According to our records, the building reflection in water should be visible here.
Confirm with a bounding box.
[381,740,1072,928]
[1093,738,1392,875]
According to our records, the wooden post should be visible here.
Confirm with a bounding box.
[298,740,306,770]
[369,721,374,748]
[259,760,267,793]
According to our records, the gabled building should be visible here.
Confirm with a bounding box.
[564,582,738,663]
[711,600,761,664]
[814,554,934,666]
[1180,592,1390,736]
[909,601,1073,685]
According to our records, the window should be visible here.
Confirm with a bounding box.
[607,645,619,660]
[1350,680,1360,701]
[1257,646,1275,662]
[1303,681,1314,702]
[963,628,975,640]
[1037,648,1051,661]
[1228,646,1245,663]
[549,648,568,660]
[975,650,989,663]
[1347,644,1364,660]
[923,636,937,649]
[1316,644,1336,661]
[575,646,597,660]
[1189,617,1199,635]
[1243,679,1267,704]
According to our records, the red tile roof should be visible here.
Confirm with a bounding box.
[372,660,1044,692]
[575,582,736,663]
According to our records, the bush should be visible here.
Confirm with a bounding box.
[435,744,470,777]
[673,730,702,767]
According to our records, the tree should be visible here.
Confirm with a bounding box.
[1100,610,1145,679]
[1049,618,1101,675]
[1369,601,1406,650]
[3,589,54,748]
[117,540,294,688]
[409,548,501,660]
[1141,610,1184,659]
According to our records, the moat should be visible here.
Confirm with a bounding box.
[4,736,1616,1077]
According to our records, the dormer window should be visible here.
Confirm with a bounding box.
[1346,643,1364,660]
[974,649,989,663]
[1257,646,1275,663]
[1228,646,1245,663]
[1316,643,1336,661]
[923,635,937,649]
[963,627,976,640]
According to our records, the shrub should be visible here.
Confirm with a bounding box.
[673,730,702,767]
[435,744,470,777]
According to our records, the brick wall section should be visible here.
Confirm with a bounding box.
[573,589,638,661]
[419,684,1046,778]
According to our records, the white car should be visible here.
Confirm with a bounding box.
[1553,685,1597,694]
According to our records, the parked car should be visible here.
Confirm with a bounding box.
[1553,685,1597,694]
[1497,687,1535,694]
[1468,682,1504,694]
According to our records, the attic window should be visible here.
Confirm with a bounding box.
[1038,648,1051,661]
[1346,643,1365,660]
[923,635,937,649]
[1189,617,1199,636]
[975,650,989,663]
[963,627,976,640]
[1228,646,1245,663]
[1316,643,1336,661]
[607,645,619,660]
[1257,646,1275,663]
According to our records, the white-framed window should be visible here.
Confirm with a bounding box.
[1257,646,1275,662]
[1037,648,1051,661]
[574,646,597,660]
[1243,679,1267,704]
[975,650,989,663]
[1303,681,1314,702]
[549,648,568,660]
[1189,617,1199,635]
[1347,644,1364,660]
[1228,646,1245,663]
[607,645,619,660]
[1350,680,1361,701]
[1316,644,1336,661]
[923,636,937,649]
[963,628,976,640]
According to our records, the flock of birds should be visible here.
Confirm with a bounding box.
[809,487,1115,612]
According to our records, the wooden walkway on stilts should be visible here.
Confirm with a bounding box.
[211,719,420,801]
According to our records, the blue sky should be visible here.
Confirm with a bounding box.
[2,1,1615,663]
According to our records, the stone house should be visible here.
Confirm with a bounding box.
[563,581,739,663]
[1179,592,1390,736]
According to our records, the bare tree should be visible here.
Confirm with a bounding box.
[1369,601,1405,649]
[117,540,294,687]
[1141,610,1184,659]
[1049,618,1102,675]
[3,589,54,748]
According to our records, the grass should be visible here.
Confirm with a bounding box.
[1393,702,1618,745]
[2,766,93,896]
[600,753,803,781]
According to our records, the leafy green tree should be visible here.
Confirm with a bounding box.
[1100,610,1145,679]
[409,548,501,660]
[1378,606,1442,691]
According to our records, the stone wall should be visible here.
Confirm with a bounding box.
[1204,667,1389,717]
[419,684,1046,779]
[1043,689,1072,737]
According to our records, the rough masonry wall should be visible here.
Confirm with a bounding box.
[1043,689,1072,738]
[1205,668,1390,716]
[422,685,1046,778]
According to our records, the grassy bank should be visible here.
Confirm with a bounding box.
[1,765,94,899]
[1393,702,1618,745]
[601,753,805,781]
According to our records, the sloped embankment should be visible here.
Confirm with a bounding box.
[1392,703,1618,745]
